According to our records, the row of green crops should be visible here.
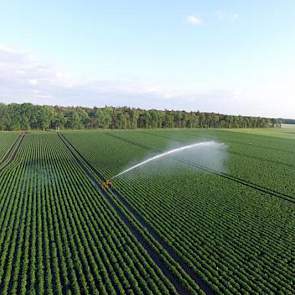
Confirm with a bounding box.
[64,129,295,294]
[137,129,295,197]
[0,132,19,161]
[63,128,295,197]
[0,133,197,295]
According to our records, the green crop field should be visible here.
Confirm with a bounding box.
[0,132,19,160]
[0,129,294,294]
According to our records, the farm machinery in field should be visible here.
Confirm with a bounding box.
[102,179,113,190]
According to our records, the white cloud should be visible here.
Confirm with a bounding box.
[0,45,294,118]
[186,15,203,26]
[0,46,239,112]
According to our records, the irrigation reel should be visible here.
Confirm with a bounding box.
[102,179,113,190]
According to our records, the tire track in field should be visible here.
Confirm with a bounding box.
[106,132,295,204]
[140,131,295,170]
[0,132,26,172]
[58,132,214,295]
[167,129,295,155]
[222,138,295,155]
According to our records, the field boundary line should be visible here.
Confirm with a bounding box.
[58,132,214,295]
[106,132,295,204]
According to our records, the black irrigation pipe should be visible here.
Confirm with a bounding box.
[0,132,26,172]
[106,132,295,205]
[58,132,214,295]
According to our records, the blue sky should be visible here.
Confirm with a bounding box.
[0,1,295,117]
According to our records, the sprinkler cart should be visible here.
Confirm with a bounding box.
[102,179,112,190]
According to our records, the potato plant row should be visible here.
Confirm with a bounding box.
[64,130,295,294]
[138,129,295,197]
[0,133,182,295]
[0,132,19,161]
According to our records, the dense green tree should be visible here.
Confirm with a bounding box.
[0,103,280,130]
[37,105,54,130]
[95,107,112,128]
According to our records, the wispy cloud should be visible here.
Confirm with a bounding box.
[215,10,239,22]
[186,15,203,26]
[1,45,292,117]
[0,45,240,113]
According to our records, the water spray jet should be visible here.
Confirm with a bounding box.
[108,141,223,182]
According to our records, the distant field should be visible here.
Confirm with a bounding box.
[281,123,295,129]
[229,126,295,139]
[0,129,294,294]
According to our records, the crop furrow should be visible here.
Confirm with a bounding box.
[105,132,295,204]
[140,131,295,169]
[0,132,25,172]
[59,132,211,295]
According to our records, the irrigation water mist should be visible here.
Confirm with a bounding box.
[112,141,226,179]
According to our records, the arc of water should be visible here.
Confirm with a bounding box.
[112,141,218,179]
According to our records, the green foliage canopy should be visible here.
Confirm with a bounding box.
[0,103,280,130]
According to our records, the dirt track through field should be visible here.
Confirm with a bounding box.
[140,131,295,171]
[106,132,295,204]
[141,130,295,155]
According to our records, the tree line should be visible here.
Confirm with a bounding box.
[280,118,295,125]
[0,103,280,130]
